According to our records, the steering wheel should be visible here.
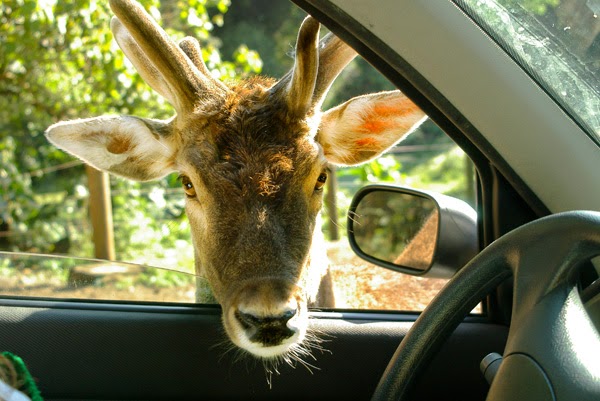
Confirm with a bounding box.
[371,211,600,401]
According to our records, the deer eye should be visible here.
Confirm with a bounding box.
[314,172,328,191]
[180,175,197,198]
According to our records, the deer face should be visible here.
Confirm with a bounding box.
[46,0,426,360]
[179,92,328,358]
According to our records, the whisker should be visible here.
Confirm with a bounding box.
[288,347,319,374]
[210,327,232,348]
[150,133,171,152]
[347,210,362,225]
[232,348,249,365]
[303,329,333,357]
[295,357,318,374]
[265,369,273,389]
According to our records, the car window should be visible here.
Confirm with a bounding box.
[322,117,476,311]
[456,0,600,144]
[0,251,199,303]
[0,0,477,312]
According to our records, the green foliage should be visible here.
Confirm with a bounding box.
[135,266,195,288]
[0,0,261,266]
[407,148,475,203]
[0,137,33,241]
[339,156,404,185]
[323,125,476,241]
[335,120,475,207]
[2,0,477,292]
[213,0,305,77]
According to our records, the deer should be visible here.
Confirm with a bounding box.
[45,0,426,365]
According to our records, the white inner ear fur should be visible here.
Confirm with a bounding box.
[46,115,175,179]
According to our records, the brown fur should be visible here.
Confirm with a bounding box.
[45,0,426,361]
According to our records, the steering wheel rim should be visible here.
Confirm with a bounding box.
[371,211,600,401]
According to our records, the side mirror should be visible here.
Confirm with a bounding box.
[347,185,478,278]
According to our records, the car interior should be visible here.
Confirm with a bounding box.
[0,0,599,400]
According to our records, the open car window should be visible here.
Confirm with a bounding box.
[0,0,476,312]
[0,121,476,312]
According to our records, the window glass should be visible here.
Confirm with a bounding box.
[457,0,600,143]
[0,0,476,311]
[322,118,476,311]
[0,251,198,303]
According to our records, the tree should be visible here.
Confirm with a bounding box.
[2,0,478,265]
[0,0,259,267]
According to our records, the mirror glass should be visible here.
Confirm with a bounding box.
[351,190,439,271]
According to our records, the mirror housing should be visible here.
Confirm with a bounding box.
[347,185,477,278]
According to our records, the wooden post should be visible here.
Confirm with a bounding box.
[324,164,339,241]
[86,166,116,260]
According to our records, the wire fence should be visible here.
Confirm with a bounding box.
[1,143,465,248]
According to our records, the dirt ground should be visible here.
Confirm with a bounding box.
[326,241,447,311]
[0,241,448,311]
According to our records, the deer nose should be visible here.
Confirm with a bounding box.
[235,309,297,346]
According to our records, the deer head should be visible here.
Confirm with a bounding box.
[46,0,426,361]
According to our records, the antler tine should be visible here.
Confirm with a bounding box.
[109,0,225,112]
[111,17,178,106]
[272,17,357,116]
[289,16,320,115]
[271,16,320,117]
[312,33,357,110]
[179,36,230,93]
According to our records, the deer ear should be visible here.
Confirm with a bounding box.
[317,91,426,166]
[45,116,176,181]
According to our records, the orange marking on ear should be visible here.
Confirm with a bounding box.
[359,99,420,134]
[371,100,418,118]
[360,119,397,135]
[355,137,379,147]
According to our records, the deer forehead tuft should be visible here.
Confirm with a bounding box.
[178,75,319,149]
[180,133,320,206]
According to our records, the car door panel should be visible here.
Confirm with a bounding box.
[0,300,507,400]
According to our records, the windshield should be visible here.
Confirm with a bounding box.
[457,0,600,143]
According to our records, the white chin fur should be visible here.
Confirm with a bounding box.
[235,327,306,359]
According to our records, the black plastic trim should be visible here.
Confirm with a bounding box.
[0,297,489,322]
